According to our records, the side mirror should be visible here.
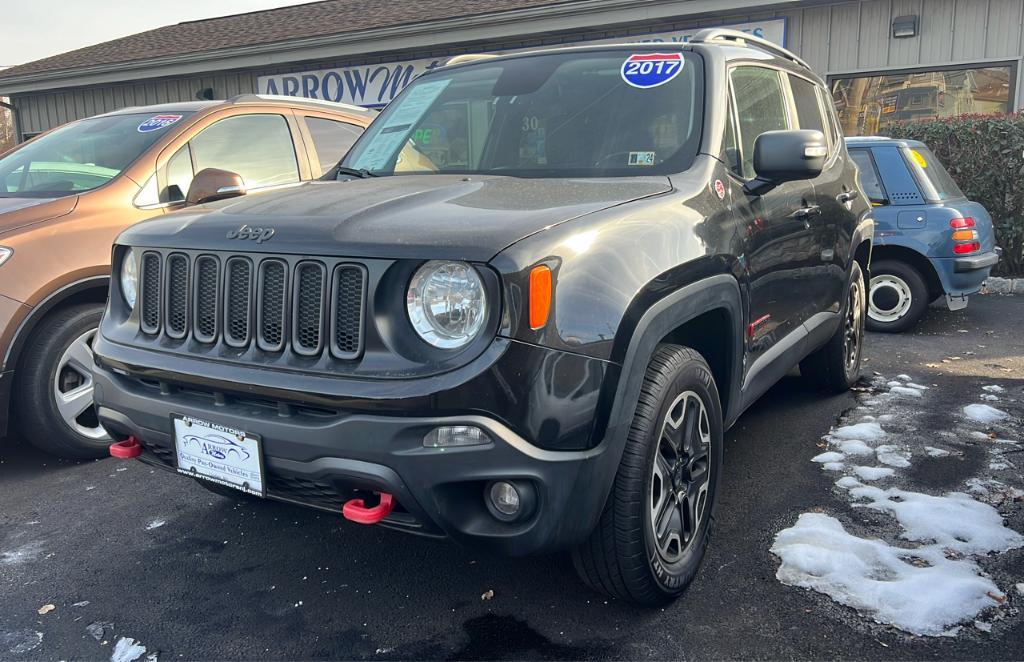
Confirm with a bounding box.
[185,168,246,206]
[743,130,827,196]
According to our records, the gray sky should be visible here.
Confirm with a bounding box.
[2,0,312,68]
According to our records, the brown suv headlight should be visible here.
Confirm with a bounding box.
[120,248,138,309]
[0,247,11,267]
[406,260,487,349]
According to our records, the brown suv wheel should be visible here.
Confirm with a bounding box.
[14,304,110,458]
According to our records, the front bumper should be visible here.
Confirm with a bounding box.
[92,341,618,556]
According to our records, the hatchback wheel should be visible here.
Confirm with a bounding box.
[573,344,723,605]
[14,304,111,459]
[866,259,928,333]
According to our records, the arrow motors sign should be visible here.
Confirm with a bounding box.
[258,18,787,108]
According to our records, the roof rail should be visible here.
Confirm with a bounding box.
[227,94,376,114]
[444,53,500,67]
[690,28,811,70]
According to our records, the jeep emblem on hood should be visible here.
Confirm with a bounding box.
[226,224,275,243]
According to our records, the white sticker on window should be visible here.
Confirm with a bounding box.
[628,151,656,166]
[137,114,183,133]
[353,79,451,171]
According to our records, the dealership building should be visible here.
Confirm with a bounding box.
[1,0,1022,141]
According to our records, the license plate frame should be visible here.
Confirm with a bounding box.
[172,414,266,497]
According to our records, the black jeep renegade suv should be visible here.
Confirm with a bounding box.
[94,30,873,605]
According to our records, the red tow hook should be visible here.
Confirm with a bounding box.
[109,436,142,459]
[342,493,395,525]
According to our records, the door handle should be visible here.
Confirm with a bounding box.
[791,206,821,220]
[837,191,859,204]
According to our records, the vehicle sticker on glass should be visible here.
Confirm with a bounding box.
[714,179,726,200]
[353,78,451,171]
[909,149,928,168]
[621,53,684,89]
[137,114,183,133]
[628,151,656,166]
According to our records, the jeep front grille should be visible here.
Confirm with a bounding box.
[137,250,366,360]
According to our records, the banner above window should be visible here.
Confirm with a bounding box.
[258,18,787,107]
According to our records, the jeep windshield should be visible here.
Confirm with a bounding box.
[0,112,194,198]
[342,50,704,178]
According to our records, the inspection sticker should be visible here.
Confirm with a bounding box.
[714,179,726,200]
[628,151,656,166]
[621,53,684,89]
[137,114,183,133]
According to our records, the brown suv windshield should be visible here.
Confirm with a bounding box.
[0,111,195,198]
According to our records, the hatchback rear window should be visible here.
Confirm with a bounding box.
[901,145,964,202]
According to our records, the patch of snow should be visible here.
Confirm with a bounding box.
[838,440,875,456]
[968,431,990,441]
[2,630,43,654]
[1016,583,1024,596]
[896,374,913,381]
[875,445,912,468]
[981,394,1000,402]
[835,476,863,490]
[877,414,896,423]
[812,451,845,463]
[0,541,44,565]
[823,461,845,472]
[832,422,886,442]
[111,637,147,662]
[146,520,165,530]
[964,404,1009,424]
[906,383,929,390]
[974,620,993,633]
[890,386,924,398]
[989,460,1011,471]
[925,447,951,458]
[887,380,903,388]
[849,486,1024,554]
[982,385,1005,393]
[772,513,1003,636]
[853,466,896,481]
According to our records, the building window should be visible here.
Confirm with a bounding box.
[830,64,1015,136]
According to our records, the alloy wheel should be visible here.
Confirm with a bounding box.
[649,390,712,563]
[52,329,109,441]
[844,275,864,373]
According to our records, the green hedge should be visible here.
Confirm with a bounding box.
[885,113,1024,276]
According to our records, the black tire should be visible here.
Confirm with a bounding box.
[572,344,723,605]
[14,304,110,459]
[865,259,928,333]
[801,261,866,393]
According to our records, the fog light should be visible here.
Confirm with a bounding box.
[489,481,521,516]
[423,425,489,448]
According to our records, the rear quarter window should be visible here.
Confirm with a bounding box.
[901,145,964,202]
[849,149,887,204]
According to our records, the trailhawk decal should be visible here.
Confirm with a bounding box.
[137,114,183,133]
[621,53,684,89]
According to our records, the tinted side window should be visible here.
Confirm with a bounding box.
[731,67,789,179]
[721,99,742,177]
[191,115,299,189]
[789,75,826,135]
[849,149,887,204]
[305,117,363,176]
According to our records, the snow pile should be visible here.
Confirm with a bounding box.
[772,513,1004,636]
[925,447,951,457]
[838,440,874,456]
[853,466,895,481]
[964,404,1009,424]
[849,486,1024,554]
[875,445,912,468]
[890,386,923,398]
[831,422,886,442]
[982,385,1005,393]
[111,637,148,662]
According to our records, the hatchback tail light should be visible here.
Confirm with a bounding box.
[950,217,979,254]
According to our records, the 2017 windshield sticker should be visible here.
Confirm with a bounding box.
[621,53,684,89]
[353,78,451,171]
[137,114,183,133]
[628,151,656,166]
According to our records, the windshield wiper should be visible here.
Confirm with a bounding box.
[335,166,379,179]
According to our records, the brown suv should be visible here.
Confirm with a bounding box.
[0,95,374,458]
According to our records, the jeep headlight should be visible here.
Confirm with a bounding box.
[120,248,138,309]
[406,261,487,349]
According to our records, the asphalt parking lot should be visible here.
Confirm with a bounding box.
[2,295,1022,661]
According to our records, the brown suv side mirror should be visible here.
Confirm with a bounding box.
[185,168,246,206]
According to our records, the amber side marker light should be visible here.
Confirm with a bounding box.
[529,265,552,330]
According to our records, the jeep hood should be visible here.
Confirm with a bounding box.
[0,195,79,236]
[119,175,672,261]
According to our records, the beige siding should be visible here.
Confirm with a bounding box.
[10,0,1023,137]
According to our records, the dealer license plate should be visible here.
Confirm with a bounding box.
[173,415,265,496]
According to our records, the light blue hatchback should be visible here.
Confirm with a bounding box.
[846,137,1001,332]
